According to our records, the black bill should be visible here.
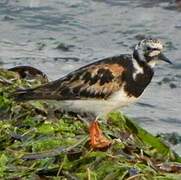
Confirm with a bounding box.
[158,53,173,64]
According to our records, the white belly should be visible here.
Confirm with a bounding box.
[49,88,137,117]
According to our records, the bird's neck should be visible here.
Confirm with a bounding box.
[132,49,154,84]
[132,49,146,79]
[132,49,155,70]
[133,49,145,66]
[124,52,154,98]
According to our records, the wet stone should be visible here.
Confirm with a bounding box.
[3,15,15,21]
[55,43,75,52]
[169,83,177,89]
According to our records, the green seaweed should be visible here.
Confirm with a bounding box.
[0,68,181,179]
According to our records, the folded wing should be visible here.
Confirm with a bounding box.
[13,56,127,101]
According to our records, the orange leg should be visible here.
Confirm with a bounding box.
[89,121,111,149]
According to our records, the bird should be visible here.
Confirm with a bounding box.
[8,66,48,82]
[13,38,172,149]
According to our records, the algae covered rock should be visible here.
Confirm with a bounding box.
[0,67,181,179]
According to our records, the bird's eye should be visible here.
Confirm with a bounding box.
[146,47,152,51]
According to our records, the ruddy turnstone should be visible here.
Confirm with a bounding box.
[8,66,48,82]
[13,38,172,149]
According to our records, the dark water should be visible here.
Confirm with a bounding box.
[0,0,181,153]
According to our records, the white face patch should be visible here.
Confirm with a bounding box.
[149,50,160,57]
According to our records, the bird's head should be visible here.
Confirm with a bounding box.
[133,38,172,67]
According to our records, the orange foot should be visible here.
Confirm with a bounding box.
[89,121,111,149]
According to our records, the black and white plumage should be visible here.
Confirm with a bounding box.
[13,38,172,149]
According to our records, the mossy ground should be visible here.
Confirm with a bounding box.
[0,68,181,180]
